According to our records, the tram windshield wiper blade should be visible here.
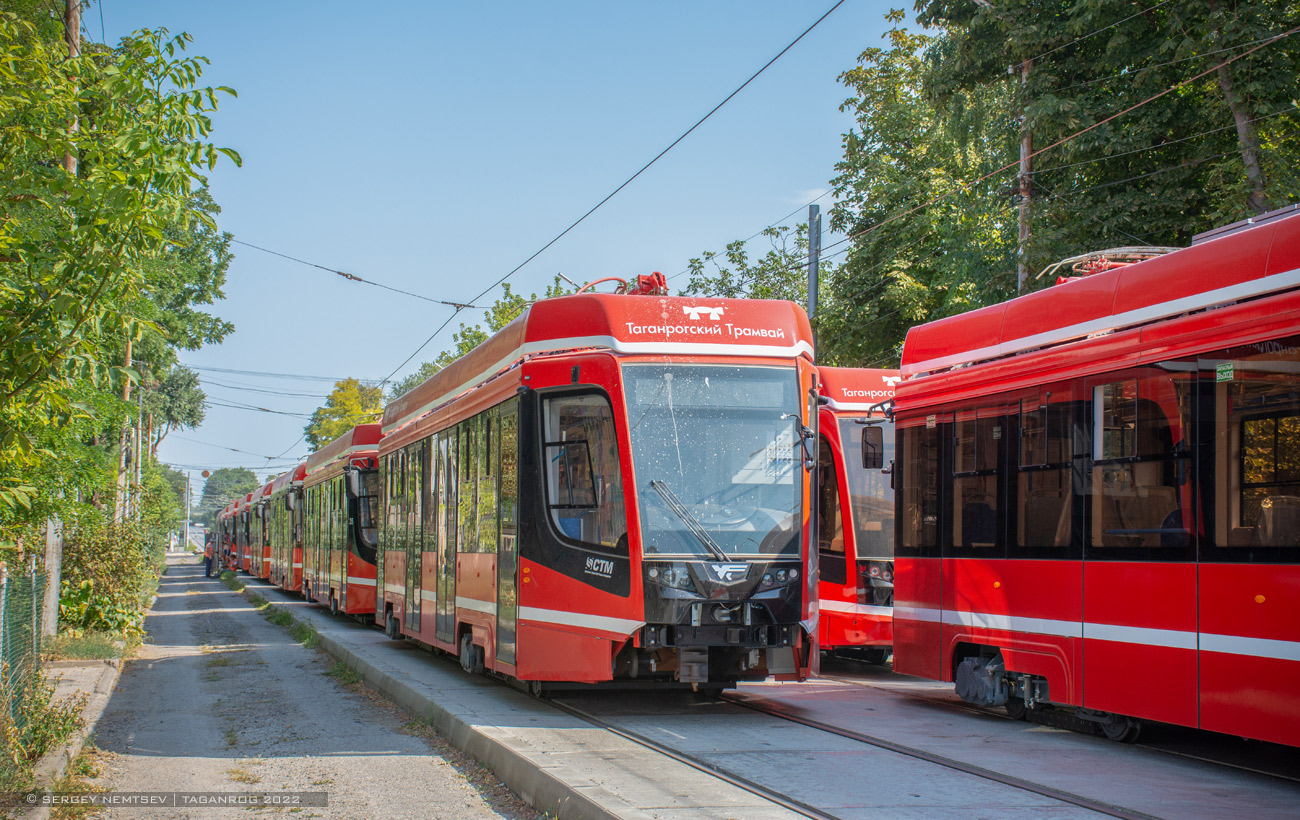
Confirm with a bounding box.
[649,480,729,561]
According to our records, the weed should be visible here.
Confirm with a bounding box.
[219,570,244,592]
[224,726,238,748]
[44,630,135,661]
[265,607,293,628]
[289,619,319,648]
[225,761,261,784]
[325,662,361,686]
[246,592,267,609]
[205,655,232,668]
[0,668,87,793]
[48,743,108,820]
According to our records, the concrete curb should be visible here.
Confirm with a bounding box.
[17,659,122,820]
[238,587,636,820]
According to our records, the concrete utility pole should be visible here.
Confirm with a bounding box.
[806,204,822,348]
[1016,58,1033,293]
[184,473,191,552]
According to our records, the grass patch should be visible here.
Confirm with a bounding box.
[219,570,244,592]
[225,760,261,784]
[44,630,135,661]
[204,655,232,668]
[49,743,108,820]
[325,661,362,686]
[0,669,87,793]
[265,607,293,628]
[224,726,238,748]
[289,618,319,648]
[246,592,267,610]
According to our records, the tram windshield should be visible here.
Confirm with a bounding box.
[838,418,895,560]
[623,363,802,557]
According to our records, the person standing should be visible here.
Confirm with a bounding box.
[203,533,215,577]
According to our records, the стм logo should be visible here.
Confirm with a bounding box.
[706,563,748,583]
[683,306,725,321]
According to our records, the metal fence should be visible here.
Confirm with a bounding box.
[0,562,47,735]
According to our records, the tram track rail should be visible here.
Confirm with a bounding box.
[821,671,1300,786]
[719,690,1165,820]
[546,695,848,820]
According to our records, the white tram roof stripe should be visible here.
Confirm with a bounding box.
[905,265,1300,376]
[819,600,892,618]
[518,605,644,635]
[383,334,815,434]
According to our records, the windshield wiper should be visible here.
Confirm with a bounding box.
[649,480,729,561]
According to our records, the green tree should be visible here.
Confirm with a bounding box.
[195,467,259,529]
[142,365,205,457]
[305,378,383,450]
[388,279,574,400]
[0,16,239,520]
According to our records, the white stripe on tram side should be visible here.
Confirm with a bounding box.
[517,606,644,635]
[455,596,497,615]
[819,600,893,618]
[894,607,1300,663]
[346,576,377,587]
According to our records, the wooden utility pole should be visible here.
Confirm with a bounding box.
[62,0,80,175]
[1017,58,1033,293]
[114,340,132,522]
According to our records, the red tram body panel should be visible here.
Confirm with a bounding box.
[893,207,1300,746]
[252,480,274,580]
[816,367,899,661]
[301,424,382,618]
[377,289,819,686]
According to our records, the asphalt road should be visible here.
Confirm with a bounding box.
[87,557,540,820]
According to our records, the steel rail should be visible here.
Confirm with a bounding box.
[821,672,1300,786]
[547,696,847,820]
[721,690,1164,820]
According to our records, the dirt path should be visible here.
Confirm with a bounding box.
[85,557,538,820]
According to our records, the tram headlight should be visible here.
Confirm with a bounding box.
[760,573,774,588]
[649,564,695,591]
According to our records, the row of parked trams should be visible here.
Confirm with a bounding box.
[216,207,1300,748]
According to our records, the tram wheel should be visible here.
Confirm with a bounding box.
[1005,698,1028,721]
[1100,713,1142,743]
[459,633,483,674]
[528,679,546,699]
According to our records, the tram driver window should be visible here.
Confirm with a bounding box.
[543,394,628,551]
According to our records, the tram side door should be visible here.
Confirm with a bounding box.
[405,441,427,631]
[1081,374,1199,727]
[436,429,457,643]
[497,402,519,665]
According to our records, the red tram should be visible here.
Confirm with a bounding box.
[816,367,899,663]
[267,463,307,591]
[251,479,274,580]
[892,207,1300,746]
[376,280,819,687]
[301,423,382,618]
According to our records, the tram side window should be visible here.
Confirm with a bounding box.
[1199,338,1300,562]
[898,422,941,557]
[1014,397,1076,556]
[543,393,628,551]
[1089,375,1192,559]
[817,436,846,585]
[839,419,896,561]
[951,409,1004,557]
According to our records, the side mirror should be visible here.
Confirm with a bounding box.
[862,425,884,470]
[285,492,296,512]
[344,467,361,502]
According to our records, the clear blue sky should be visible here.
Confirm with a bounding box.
[98,1,897,498]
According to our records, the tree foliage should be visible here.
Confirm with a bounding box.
[0,12,239,521]
[305,378,383,451]
[195,466,259,528]
[387,278,575,401]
